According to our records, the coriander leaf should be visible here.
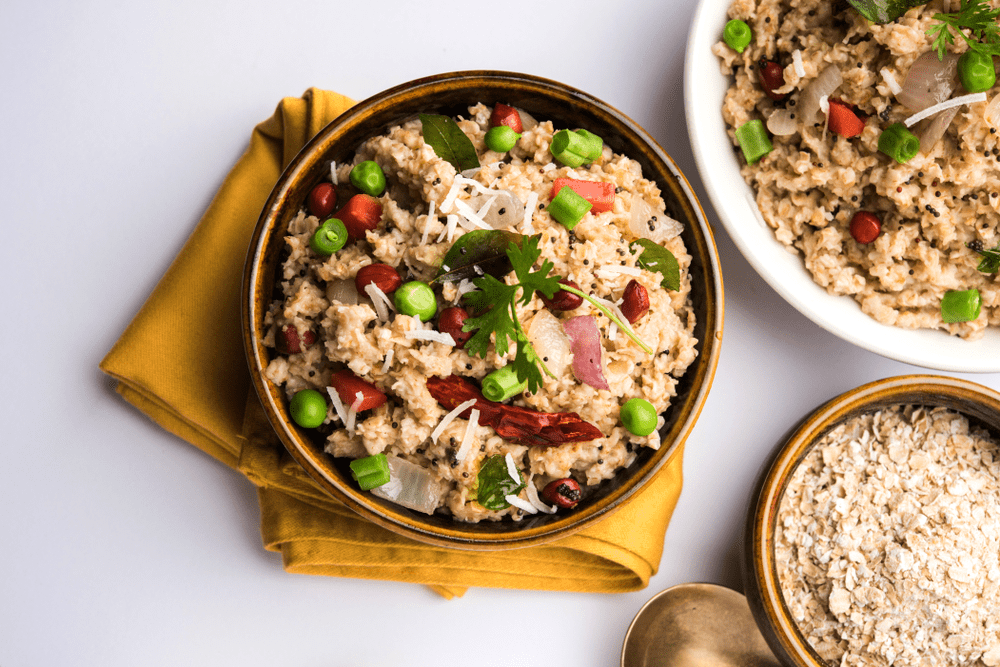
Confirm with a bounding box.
[476,454,524,511]
[419,114,480,172]
[630,239,681,291]
[928,0,1000,59]
[462,275,519,358]
[507,236,560,304]
[433,230,527,284]
[512,331,548,394]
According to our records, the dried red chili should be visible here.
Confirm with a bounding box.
[426,375,604,446]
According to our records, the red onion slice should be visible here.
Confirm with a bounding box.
[919,105,959,153]
[897,51,959,112]
[563,316,610,391]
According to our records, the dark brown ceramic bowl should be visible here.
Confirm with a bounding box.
[243,71,724,550]
[745,375,1000,666]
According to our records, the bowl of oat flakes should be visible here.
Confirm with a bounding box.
[243,71,724,549]
[745,374,1000,667]
[686,0,1000,371]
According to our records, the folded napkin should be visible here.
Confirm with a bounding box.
[100,88,686,599]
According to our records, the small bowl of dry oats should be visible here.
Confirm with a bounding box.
[745,375,1000,667]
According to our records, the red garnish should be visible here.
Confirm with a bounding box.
[426,375,604,446]
[562,316,610,391]
[850,211,881,244]
[334,194,383,241]
[355,263,402,295]
[490,102,523,133]
[620,280,650,324]
[550,178,615,213]
[827,99,866,138]
[757,59,787,101]
[329,369,387,411]
[541,478,582,509]
[276,325,316,354]
[307,182,338,218]
[540,278,583,311]
[437,307,472,349]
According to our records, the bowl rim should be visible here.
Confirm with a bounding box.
[744,374,1000,666]
[684,0,1000,373]
[241,70,725,550]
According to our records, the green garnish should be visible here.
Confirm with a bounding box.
[631,239,681,291]
[433,229,527,284]
[419,114,481,172]
[462,235,561,394]
[927,0,1000,60]
[847,0,924,24]
[459,235,653,393]
[349,453,391,491]
[969,241,1000,273]
[475,454,525,511]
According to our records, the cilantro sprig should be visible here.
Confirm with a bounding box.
[928,0,1000,59]
[460,235,652,394]
[969,241,1000,273]
[462,236,561,394]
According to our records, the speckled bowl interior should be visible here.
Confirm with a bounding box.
[744,375,1000,666]
[243,70,724,550]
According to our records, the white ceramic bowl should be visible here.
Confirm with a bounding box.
[684,0,1000,373]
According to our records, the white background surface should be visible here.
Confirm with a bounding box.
[1,1,998,666]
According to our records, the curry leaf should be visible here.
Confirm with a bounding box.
[847,0,924,23]
[433,230,529,284]
[630,239,681,291]
[476,454,524,511]
[970,241,1000,274]
[419,114,480,172]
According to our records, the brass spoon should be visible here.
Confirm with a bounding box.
[621,583,782,667]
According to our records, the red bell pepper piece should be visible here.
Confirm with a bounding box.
[827,99,865,138]
[550,178,616,213]
[490,102,523,133]
[334,194,383,241]
[329,369,387,412]
[426,375,604,446]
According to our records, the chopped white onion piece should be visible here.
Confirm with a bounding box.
[819,95,829,114]
[792,50,805,78]
[381,349,394,374]
[904,92,987,127]
[346,392,364,433]
[522,191,538,234]
[767,107,799,136]
[326,386,348,426]
[404,329,456,345]
[541,163,557,172]
[594,269,620,281]
[459,168,482,179]
[881,67,902,96]
[430,398,477,443]
[370,457,447,515]
[505,494,538,514]
[526,479,557,514]
[455,408,479,462]
[330,161,338,185]
[504,453,520,485]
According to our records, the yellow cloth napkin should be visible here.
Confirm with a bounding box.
[100,88,686,599]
